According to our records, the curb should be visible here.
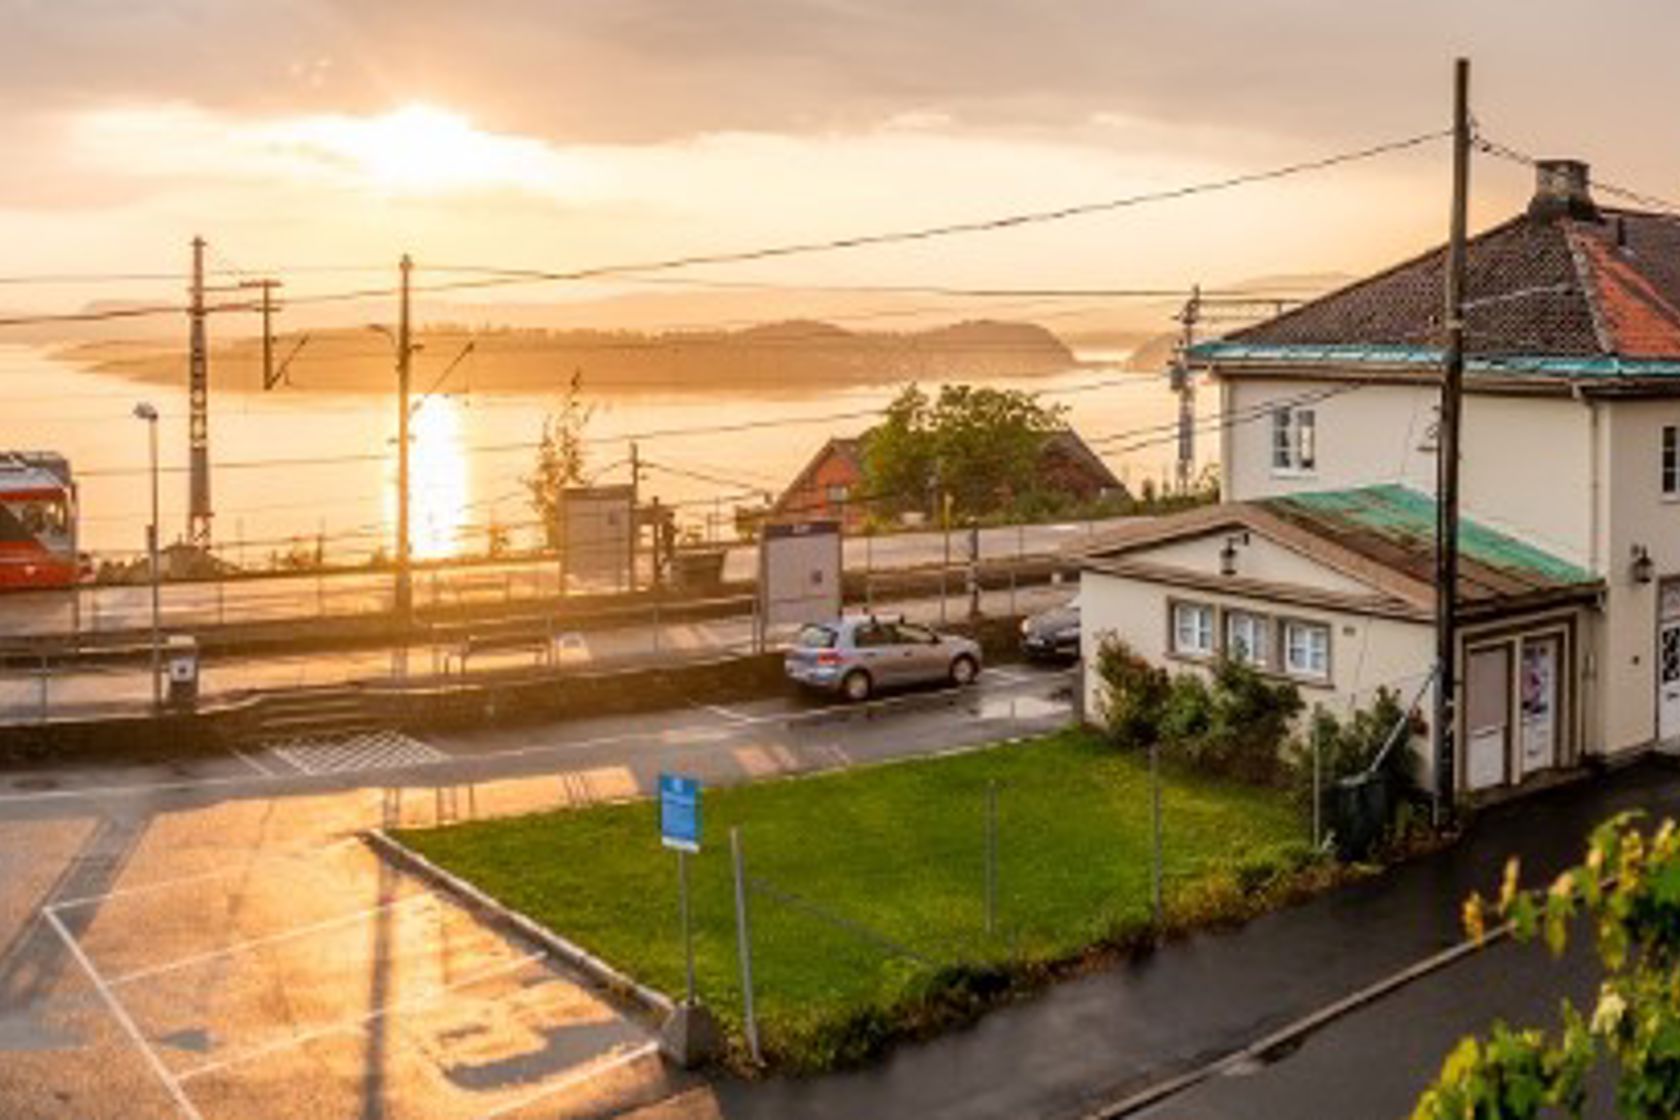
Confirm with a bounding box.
[1080,919,1516,1118]
[361,827,676,1023]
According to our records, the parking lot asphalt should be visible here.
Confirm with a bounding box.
[0,664,1075,1120]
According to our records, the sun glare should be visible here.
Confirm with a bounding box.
[388,397,470,560]
[265,102,575,196]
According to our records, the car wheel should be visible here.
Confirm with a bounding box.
[949,655,979,687]
[841,670,873,702]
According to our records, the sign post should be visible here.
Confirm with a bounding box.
[659,773,701,1001]
[657,773,721,1066]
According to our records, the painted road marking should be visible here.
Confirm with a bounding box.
[271,730,449,776]
[984,667,1032,684]
[103,891,440,989]
[701,703,755,725]
[473,1040,661,1120]
[0,668,1077,805]
[48,837,365,912]
[43,907,204,1120]
[173,950,547,1083]
[228,747,276,778]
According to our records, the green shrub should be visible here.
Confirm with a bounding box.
[1092,635,1170,749]
[1287,687,1423,809]
[1159,672,1213,746]
[1173,658,1302,785]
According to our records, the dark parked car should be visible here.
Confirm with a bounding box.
[1020,597,1080,661]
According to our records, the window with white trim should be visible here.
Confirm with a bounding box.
[1271,406,1317,474]
[1283,620,1331,680]
[1663,425,1678,497]
[1171,601,1214,657]
[1225,610,1270,667]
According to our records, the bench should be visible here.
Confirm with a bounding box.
[437,627,554,676]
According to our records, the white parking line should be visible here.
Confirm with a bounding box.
[700,703,755,725]
[474,1040,661,1120]
[43,908,205,1120]
[104,891,441,989]
[174,950,546,1083]
[46,837,365,912]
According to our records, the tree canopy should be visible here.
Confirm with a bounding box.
[861,382,1067,522]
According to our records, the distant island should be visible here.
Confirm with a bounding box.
[60,318,1079,394]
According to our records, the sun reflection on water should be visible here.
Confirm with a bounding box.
[390,397,470,560]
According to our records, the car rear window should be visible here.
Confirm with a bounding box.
[796,625,837,649]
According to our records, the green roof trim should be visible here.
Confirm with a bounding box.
[1190,340,1680,379]
[1261,484,1595,586]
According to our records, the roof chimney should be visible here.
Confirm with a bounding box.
[1528,159,1600,222]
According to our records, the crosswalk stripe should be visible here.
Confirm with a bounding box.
[269,730,449,776]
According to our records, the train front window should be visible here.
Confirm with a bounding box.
[13,499,68,537]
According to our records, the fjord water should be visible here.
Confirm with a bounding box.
[1,344,1189,561]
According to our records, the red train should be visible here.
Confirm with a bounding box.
[0,453,79,591]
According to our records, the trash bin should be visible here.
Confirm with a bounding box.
[1329,771,1393,861]
[165,634,200,710]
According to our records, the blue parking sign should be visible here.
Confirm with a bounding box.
[659,773,701,853]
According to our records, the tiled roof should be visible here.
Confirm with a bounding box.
[1257,485,1598,607]
[1204,206,1680,373]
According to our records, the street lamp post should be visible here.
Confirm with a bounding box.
[133,402,162,710]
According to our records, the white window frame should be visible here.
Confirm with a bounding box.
[1283,620,1331,681]
[1271,406,1318,476]
[1663,425,1679,499]
[1171,601,1215,658]
[1225,610,1271,668]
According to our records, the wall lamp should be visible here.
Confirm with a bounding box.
[1631,543,1655,585]
[1220,531,1251,578]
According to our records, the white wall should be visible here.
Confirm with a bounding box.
[1080,569,1438,781]
[1221,377,1595,570]
[1595,398,1680,754]
[1134,532,1373,596]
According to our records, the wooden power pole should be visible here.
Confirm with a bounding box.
[395,254,415,625]
[1434,58,1471,821]
[187,236,212,549]
[1172,284,1202,494]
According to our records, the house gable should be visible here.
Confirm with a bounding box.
[1119,531,1375,598]
[1080,486,1603,621]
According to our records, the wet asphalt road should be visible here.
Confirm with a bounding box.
[0,664,1074,1120]
[6,663,1667,1120]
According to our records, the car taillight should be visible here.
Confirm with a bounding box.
[816,651,841,666]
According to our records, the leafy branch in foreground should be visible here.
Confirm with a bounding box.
[1413,812,1680,1120]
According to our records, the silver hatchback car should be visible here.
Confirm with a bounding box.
[784,616,983,701]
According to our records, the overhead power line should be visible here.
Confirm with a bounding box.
[1474,134,1680,216]
[0,127,1446,329]
[385,129,1449,297]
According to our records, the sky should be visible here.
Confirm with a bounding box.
[4,0,1680,321]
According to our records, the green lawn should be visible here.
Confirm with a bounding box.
[399,727,1305,1069]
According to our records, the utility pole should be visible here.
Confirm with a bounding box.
[1434,58,1471,824]
[395,254,415,626]
[629,441,642,593]
[187,237,212,550]
[1172,284,1202,494]
[239,278,284,390]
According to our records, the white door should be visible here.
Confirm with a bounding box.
[1519,636,1560,776]
[1659,619,1680,742]
[1464,645,1511,791]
